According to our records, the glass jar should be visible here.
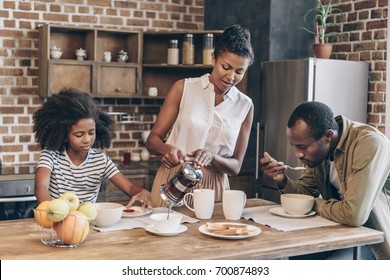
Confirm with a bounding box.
[202,33,214,65]
[167,39,179,65]
[182,34,194,65]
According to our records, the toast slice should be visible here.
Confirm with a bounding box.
[205,223,253,236]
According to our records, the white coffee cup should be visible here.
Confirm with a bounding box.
[148,87,158,97]
[183,189,215,219]
[149,213,182,232]
[222,190,247,220]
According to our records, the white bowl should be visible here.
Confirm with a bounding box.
[280,193,314,215]
[149,213,182,233]
[94,202,123,228]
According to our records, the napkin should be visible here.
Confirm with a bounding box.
[93,207,199,232]
[242,205,339,232]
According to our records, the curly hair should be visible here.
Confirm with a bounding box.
[214,24,255,65]
[33,88,114,152]
[287,101,339,140]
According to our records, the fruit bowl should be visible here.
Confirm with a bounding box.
[33,208,94,248]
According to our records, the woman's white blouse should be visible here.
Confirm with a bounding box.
[166,74,252,157]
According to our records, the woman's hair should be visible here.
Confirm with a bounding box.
[287,101,339,140]
[33,88,114,152]
[214,24,255,65]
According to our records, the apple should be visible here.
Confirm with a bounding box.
[46,198,70,222]
[60,191,80,210]
[55,210,90,245]
[34,201,55,228]
[78,202,97,221]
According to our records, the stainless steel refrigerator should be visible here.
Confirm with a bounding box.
[256,58,369,202]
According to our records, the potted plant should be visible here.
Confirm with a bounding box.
[302,0,342,59]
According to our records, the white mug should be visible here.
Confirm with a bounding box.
[222,190,247,220]
[183,189,215,219]
[148,87,158,97]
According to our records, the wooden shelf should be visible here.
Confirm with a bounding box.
[141,31,222,98]
[39,24,142,97]
[38,26,251,100]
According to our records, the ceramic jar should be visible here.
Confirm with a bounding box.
[141,148,150,161]
[117,50,128,62]
[103,51,111,62]
[131,152,141,161]
[50,46,62,59]
[75,48,87,61]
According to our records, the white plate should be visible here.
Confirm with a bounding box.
[122,206,152,218]
[269,206,316,218]
[145,224,188,236]
[198,223,261,240]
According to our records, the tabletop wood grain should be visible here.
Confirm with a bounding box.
[0,199,384,260]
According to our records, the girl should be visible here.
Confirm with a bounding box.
[33,88,151,209]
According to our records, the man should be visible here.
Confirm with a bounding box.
[260,101,390,259]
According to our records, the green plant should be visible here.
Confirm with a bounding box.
[302,0,342,44]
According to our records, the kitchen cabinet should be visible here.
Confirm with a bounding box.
[38,24,141,97]
[141,31,222,98]
[142,31,247,98]
[39,25,248,99]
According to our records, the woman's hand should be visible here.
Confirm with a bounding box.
[161,145,185,168]
[187,149,214,167]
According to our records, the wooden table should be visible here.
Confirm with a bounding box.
[0,199,384,260]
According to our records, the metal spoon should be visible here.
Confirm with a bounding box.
[284,165,306,170]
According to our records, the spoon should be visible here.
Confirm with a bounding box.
[284,165,306,170]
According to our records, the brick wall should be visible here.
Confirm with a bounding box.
[0,0,204,167]
[330,0,388,133]
[0,0,388,168]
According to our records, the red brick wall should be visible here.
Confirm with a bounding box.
[0,0,388,167]
[0,0,204,166]
[329,0,388,133]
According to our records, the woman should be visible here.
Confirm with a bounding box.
[146,25,255,206]
[33,88,152,209]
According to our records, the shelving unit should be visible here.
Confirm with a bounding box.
[141,31,223,98]
[39,26,248,99]
[38,24,142,97]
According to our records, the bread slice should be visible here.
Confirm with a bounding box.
[205,223,252,236]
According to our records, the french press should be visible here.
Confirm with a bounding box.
[160,161,203,206]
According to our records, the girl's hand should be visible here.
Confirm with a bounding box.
[187,149,213,167]
[125,189,152,209]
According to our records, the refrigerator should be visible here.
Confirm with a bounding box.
[256,58,369,202]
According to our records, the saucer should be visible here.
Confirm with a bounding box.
[269,206,316,218]
[145,224,187,236]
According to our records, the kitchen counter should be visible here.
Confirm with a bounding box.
[0,199,384,260]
